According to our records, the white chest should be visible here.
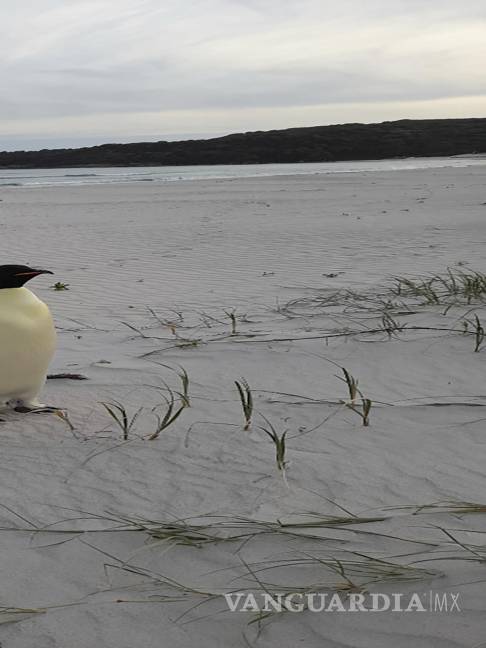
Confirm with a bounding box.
[0,288,56,399]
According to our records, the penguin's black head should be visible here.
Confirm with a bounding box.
[0,265,53,289]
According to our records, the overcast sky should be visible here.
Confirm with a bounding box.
[1,0,485,150]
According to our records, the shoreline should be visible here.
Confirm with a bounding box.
[1,155,486,189]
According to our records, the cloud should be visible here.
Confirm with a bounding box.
[0,0,485,147]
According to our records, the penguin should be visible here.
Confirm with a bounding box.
[0,265,56,411]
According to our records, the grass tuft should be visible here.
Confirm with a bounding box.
[148,389,186,440]
[0,607,46,625]
[392,268,486,305]
[380,312,407,338]
[50,281,70,291]
[224,309,238,335]
[100,401,142,440]
[463,314,485,352]
[235,378,253,430]
[337,368,372,426]
[259,416,288,480]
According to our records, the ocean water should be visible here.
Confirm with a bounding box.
[0,156,485,187]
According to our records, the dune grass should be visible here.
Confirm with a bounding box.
[41,268,486,635]
[148,389,186,440]
[101,365,190,440]
[151,363,191,407]
[463,314,485,352]
[2,508,438,549]
[100,401,142,440]
[3,500,472,631]
[385,500,486,515]
[380,311,407,338]
[392,268,486,304]
[338,367,372,426]
[0,606,46,625]
[259,415,288,480]
[99,547,440,630]
[224,309,238,335]
[50,281,70,291]
[235,378,253,430]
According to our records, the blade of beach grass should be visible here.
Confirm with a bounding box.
[384,501,486,515]
[148,389,186,440]
[0,607,46,625]
[258,414,289,486]
[147,362,191,407]
[235,378,253,430]
[100,401,142,440]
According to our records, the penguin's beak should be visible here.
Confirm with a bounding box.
[15,269,54,277]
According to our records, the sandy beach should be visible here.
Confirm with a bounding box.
[1,165,486,647]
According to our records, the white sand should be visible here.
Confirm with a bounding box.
[0,166,486,647]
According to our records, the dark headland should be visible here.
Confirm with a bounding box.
[1,118,485,168]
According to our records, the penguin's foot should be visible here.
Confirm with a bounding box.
[6,398,58,414]
[14,404,60,414]
[10,402,74,430]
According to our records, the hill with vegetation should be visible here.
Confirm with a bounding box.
[1,118,485,168]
